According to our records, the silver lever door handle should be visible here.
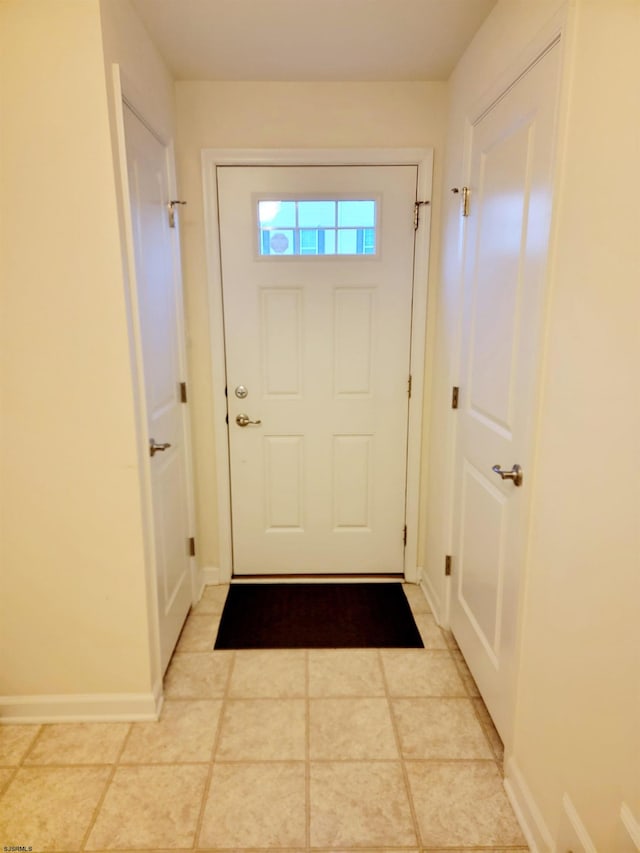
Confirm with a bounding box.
[492,463,523,487]
[235,413,262,427]
[149,438,172,457]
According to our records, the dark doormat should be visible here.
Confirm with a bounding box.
[214,582,424,649]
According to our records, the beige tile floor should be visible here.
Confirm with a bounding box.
[0,584,527,852]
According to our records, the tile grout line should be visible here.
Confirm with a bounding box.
[470,700,505,774]
[304,649,311,852]
[454,656,505,775]
[78,721,133,851]
[191,648,236,850]
[0,723,43,798]
[445,630,502,759]
[378,647,423,850]
[0,765,18,798]
[19,722,45,764]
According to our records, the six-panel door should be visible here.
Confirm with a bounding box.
[217,165,418,575]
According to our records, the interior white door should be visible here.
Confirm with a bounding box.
[217,165,418,575]
[123,105,192,672]
[450,43,561,742]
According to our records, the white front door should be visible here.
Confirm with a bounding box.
[124,105,192,672]
[450,43,561,742]
[217,165,418,575]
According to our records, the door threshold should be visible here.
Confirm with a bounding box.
[231,573,405,584]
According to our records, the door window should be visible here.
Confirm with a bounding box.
[257,198,377,257]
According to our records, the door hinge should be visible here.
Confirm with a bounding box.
[188,537,196,557]
[167,199,186,228]
[179,381,188,403]
[445,555,452,576]
[451,186,470,217]
[403,525,408,547]
[413,200,430,230]
[451,386,459,409]
[408,375,412,398]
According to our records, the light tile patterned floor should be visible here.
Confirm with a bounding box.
[0,584,526,852]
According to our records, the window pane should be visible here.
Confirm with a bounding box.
[258,201,296,228]
[257,199,377,257]
[337,229,358,254]
[300,229,318,255]
[337,200,376,228]
[265,230,294,255]
[298,201,336,228]
[363,227,376,254]
[323,229,336,255]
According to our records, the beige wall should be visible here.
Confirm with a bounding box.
[430,0,640,847]
[174,81,449,571]
[0,0,151,700]
[100,0,176,142]
[0,0,177,711]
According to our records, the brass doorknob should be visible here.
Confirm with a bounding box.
[235,414,262,427]
[491,464,523,487]
[149,438,171,457]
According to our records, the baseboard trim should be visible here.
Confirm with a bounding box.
[561,792,597,853]
[419,569,443,625]
[0,689,162,723]
[504,756,554,853]
[199,565,224,595]
[620,802,640,850]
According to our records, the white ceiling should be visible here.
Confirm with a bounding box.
[131,0,497,82]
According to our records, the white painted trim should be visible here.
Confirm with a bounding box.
[470,9,567,129]
[405,150,434,583]
[418,570,444,626]
[504,756,554,853]
[620,803,640,850]
[199,566,224,593]
[561,793,597,853]
[164,137,200,606]
[0,689,162,724]
[201,147,434,580]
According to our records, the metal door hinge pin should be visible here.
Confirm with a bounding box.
[188,537,196,557]
[168,199,187,228]
[451,186,470,217]
[413,200,430,230]
[179,381,188,403]
[408,375,412,398]
[451,386,459,409]
[445,555,452,576]
[149,438,171,457]
[403,525,408,547]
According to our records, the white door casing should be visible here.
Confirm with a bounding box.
[123,104,193,673]
[450,41,562,743]
[217,164,423,576]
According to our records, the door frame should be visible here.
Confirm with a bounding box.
[111,65,198,694]
[202,148,434,582]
